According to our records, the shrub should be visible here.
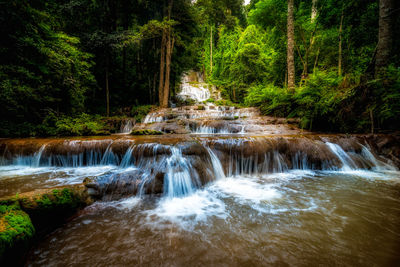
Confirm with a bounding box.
[245,84,292,117]
[54,113,109,136]
[293,70,346,130]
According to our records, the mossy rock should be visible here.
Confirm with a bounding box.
[0,185,91,264]
[0,185,91,232]
[130,129,164,135]
[222,116,238,120]
[0,203,35,261]
[196,105,206,110]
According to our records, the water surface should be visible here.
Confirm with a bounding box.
[26,170,400,266]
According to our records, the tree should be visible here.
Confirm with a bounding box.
[159,0,176,108]
[287,0,295,90]
[375,0,394,77]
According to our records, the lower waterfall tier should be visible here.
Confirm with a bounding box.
[0,135,399,199]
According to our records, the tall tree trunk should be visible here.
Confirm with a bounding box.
[163,33,174,107]
[287,0,295,91]
[338,9,344,76]
[158,29,167,106]
[210,25,213,74]
[105,57,110,117]
[122,47,127,87]
[375,0,393,77]
[311,0,317,22]
[153,72,157,104]
[159,0,174,108]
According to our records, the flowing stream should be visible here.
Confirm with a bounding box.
[1,133,400,265]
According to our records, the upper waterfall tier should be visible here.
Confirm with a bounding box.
[138,105,301,135]
[176,71,220,103]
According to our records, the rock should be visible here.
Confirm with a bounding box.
[0,184,91,264]
[0,203,34,265]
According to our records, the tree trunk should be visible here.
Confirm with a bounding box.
[287,0,295,91]
[375,0,393,77]
[338,9,344,76]
[210,25,213,74]
[105,62,110,117]
[311,0,317,22]
[159,0,174,108]
[153,72,157,104]
[163,33,174,107]
[158,29,167,106]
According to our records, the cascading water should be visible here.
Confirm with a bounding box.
[164,147,195,198]
[120,120,134,134]
[325,142,357,170]
[192,125,231,134]
[1,134,400,266]
[206,147,226,180]
[177,72,211,102]
[32,144,47,167]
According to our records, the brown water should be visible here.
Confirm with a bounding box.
[26,170,400,266]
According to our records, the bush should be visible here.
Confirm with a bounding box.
[245,84,292,117]
[53,113,109,136]
[293,70,346,130]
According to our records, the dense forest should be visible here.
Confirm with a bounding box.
[1,0,399,137]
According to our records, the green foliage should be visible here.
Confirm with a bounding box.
[0,1,95,137]
[49,113,109,136]
[0,0,399,135]
[245,84,292,117]
[293,70,346,130]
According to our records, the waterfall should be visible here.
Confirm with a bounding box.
[360,144,397,171]
[177,72,211,102]
[120,120,134,134]
[1,136,398,200]
[32,145,46,167]
[164,147,195,198]
[100,143,119,166]
[206,147,225,180]
[325,142,356,170]
[120,146,134,168]
[192,126,230,134]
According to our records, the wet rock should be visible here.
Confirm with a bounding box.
[0,184,92,264]
[130,129,163,135]
[0,203,34,265]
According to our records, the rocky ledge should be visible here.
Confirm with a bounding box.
[0,184,92,265]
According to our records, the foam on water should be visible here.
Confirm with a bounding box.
[146,189,226,230]
[0,166,57,178]
[212,176,281,205]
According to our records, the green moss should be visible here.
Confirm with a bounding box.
[0,204,35,257]
[28,188,80,211]
[130,129,164,135]
[197,105,205,110]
